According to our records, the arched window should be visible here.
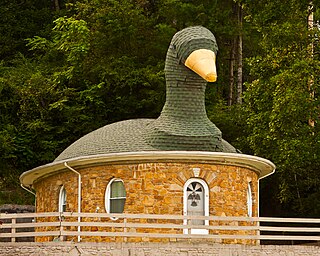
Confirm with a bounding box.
[183,178,209,234]
[105,178,126,214]
[58,186,67,213]
[247,182,253,217]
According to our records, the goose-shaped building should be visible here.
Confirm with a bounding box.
[20,26,275,243]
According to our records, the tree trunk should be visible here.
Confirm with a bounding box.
[308,2,315,127]
[236,3,243,104]
[54,0,60,11]
[228,38,236,106]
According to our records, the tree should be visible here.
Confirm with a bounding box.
[0,0,61,61]
[236,2,243,104]
[242,0,320,216]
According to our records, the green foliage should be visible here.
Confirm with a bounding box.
[0,0,320,218]
[0,0,167,184]
[243,0,320,217]
[207,102,252,154]
[0,0,56,61]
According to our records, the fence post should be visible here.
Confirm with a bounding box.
[11,217,16,243]
[257,217,260,245]
[59,212,64,241]
[124,217,127,242]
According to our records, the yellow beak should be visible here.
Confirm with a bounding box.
[185,49,217,82]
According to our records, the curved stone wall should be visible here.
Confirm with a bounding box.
[34,161,258,243]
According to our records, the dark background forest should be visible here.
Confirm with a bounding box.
[0,0,320,218]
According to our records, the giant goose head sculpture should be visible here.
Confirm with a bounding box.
[54,26,236,162]
[145,26,235,152]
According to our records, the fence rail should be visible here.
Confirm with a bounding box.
[0,212,319,243]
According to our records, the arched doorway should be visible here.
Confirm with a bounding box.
[183,178,209,234]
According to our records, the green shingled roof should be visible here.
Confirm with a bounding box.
[54,118,236,162]
[55,26,237,162]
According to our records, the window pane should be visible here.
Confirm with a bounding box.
[111,181,126,198]
[106,179,126,214]
[110,198,125,213]
[247,183,252,217]
[59,187,67,212]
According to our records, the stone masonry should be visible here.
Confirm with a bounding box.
[1,242,320,256]
[34,161,258,243]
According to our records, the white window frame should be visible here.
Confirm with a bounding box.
[183,178,209,234]
[247,182,253,217]
[105,178,126,219]
[58,185,67,213]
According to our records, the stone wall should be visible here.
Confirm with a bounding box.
[1,242,319,256]
[33,161,258,243]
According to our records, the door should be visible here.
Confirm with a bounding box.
[187,182,205,225]
[184,178,209,234]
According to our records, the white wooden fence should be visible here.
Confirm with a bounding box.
[0,212,319,243]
